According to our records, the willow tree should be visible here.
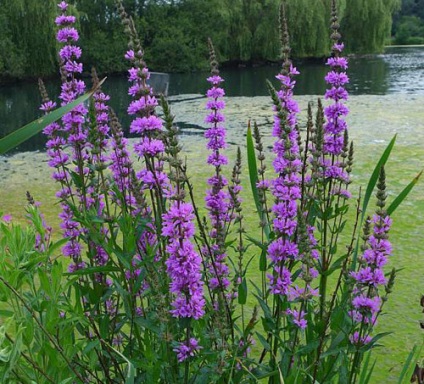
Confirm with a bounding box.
[3,0,57,78]
[219,0,281,62]
[0,8,24,78]
[341,0,401,53]
[220,0,346,61]
[285,0,346,57]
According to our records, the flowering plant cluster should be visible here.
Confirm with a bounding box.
[0,1,418,383]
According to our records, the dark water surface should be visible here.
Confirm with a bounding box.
[1,46,423,153]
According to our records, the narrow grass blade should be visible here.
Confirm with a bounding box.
[109,344,136,384]
[387,170,423,216]
[398,344,422,384]
[358,351,375,384]
[360,134,396,225]
[0,78,105,155]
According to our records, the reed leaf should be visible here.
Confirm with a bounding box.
[0,78,105,155]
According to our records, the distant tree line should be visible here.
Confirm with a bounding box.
[392,0,424,44]
[0,0,401,81]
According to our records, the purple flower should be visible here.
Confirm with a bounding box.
[57,27,79,42]
[333,42,345,52]
[134,137,165,157]
[207,87,225,99]
[326,57,348,70]
[323,42,350,159]
[287,309,307,330]
[268,267,292,295]
[173,338,202,362]
[123,46,170,200]
[130,115,163,134]
[2,214,12,223]
[207,75,224,85]
[350,332,372,346]
[57,1,68,11]
[55,15,76,25]
[124,50,135,61]
[267,237,299,263]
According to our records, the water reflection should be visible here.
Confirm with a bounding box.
[348,55,389,94]
[1,46,423,153]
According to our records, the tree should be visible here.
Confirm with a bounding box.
[2,0,57,78]
[285,0,346,58]
[341,0,401,53]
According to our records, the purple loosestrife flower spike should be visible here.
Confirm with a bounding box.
[122,18,170,198]
[267,3,317,329]
[349,167,392,345]
[322,0,350,186]
[268,2,301,294]
[161,98,205,319]
[41,2,89,272]
[162,202,205,319]
[108,110,139,211]
[204,38,231,296]
[57,0,88,272]
[160,95,205,361]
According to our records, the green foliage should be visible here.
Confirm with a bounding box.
[0,12,26,79]
[144,0,231,71]
[285,0,340,58]
[394,16,424,44]
[0,0,57,79]
[341,0,401,53]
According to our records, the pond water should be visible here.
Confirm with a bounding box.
[1,46,423,153]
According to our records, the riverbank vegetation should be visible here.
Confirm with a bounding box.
[0,0,402,81]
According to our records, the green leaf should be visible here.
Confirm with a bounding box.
[82,340,100,355]
[360,332,392,352]
[323,254,348,277]
[0,310,13,318]
[246,121,270,240]
[259,249,267,272]
[387,170,423,216]
[0,79,105,155]
[238,278,247,305]
[255,331,271,351]
[59,379,74,384]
